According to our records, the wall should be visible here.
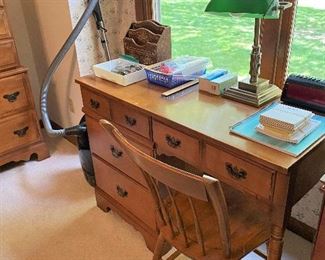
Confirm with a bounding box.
[69,0,136,75]
[5,0,81,128]
[5,0,136,128]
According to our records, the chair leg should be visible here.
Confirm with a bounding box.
[153,233,168,260]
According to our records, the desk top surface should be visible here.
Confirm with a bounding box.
[77,75,324,173]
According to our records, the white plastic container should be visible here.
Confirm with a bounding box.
[93,58,146,86]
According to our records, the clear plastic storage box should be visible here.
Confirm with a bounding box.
[145,56,209,88]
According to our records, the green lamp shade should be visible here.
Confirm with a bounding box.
[205,0,279,18]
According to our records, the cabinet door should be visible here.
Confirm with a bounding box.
[0,72,30,117]
[86,115,150,187]
[93,156,156,229]
[0,110,40,154]
[0,39,19,71]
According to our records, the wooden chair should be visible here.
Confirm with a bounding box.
[100,119,271,259]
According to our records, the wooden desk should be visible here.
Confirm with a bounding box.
[76,76,325,259]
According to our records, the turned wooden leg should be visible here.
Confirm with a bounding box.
[267,226,285,260]
[153,233,168,260]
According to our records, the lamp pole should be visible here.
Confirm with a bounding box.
[249,18,262,84]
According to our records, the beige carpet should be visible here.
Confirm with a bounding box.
[0,136,313,260]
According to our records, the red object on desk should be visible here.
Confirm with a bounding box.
[312,175,325,259]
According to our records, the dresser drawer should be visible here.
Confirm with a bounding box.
[111,102,150,139]
[204,144,273,200]
[0,9,11,39]
[153,120,200,166]
[0,111,40,154]
[86,115,149,187]
[0,72,30,117]
[81,87,110,119]
[93,156,156,229]
[0,39,19,71]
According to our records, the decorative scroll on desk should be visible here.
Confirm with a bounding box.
[230,102,325,157]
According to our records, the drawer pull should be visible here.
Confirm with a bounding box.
[13,126,29,137]
[125,115,136,127]
[116,185,128,198]
[225,162,247,180]
[110,145,123,158]
[90,98,100,109]
[3,91,20,102]
[165,134,181,148]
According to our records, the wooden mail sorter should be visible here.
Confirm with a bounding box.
[124,20,171,65]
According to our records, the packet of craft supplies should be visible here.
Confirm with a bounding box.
[153,56,210,80]
[111,59,143,75]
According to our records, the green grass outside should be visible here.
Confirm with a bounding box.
[161,0,325,79]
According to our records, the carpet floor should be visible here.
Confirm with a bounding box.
[0,136,313,260]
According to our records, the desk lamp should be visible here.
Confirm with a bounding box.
[205,0,292,92]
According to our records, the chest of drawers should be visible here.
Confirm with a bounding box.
[0,3,48,166]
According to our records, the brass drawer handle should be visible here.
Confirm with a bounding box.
[165,134,181,148]
[13,126,29,137]
[225,162,247,180]
[125,115,136,127]
[90,98,100,109]
[3,91,20,102]
[116,185,128,198]
[110,145,123,158]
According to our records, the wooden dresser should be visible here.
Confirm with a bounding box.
[77,75,325,259]
[0,1,49,165]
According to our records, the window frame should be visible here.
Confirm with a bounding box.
[136,0,297,89]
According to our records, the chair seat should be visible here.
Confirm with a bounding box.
[161,183,271,259]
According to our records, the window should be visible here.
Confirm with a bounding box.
[160,0,255,77]
[137,0,315,88]
[288,1,325,78]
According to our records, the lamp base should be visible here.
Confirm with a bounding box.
[238,77,271,93]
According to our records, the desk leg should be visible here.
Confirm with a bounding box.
[268,225,285,260]
[268,173,291,260]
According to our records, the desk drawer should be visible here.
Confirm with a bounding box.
[0,72,30,117]
[111,102,150,139]
[0,110,40,154]
[0,39,19,71]
[86,115,149,187]
[153,120,200,166]
[204,144,273,200]
[0,9,11,39]
[93,156,156,229]
[81,88,110,119]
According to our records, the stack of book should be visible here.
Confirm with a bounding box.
[223,79,282,107]
[256,103,321,143]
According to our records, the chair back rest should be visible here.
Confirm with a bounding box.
[99,119,231,257]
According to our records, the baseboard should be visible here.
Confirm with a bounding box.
[287,216,316,242]
[39,120,77,146]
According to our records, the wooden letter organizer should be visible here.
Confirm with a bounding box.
[124,20,171,65]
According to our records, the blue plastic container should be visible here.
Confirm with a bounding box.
[145,69,206,88]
